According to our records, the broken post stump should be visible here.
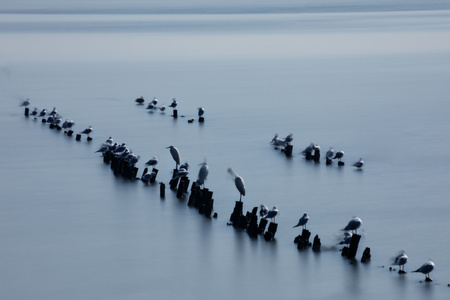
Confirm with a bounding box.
[160,183,165,198]
[295,229,311,250]
[284,145,293,157]
[264,222,278,241]
[230,201,243,227]
[258,218,268,234]
[346,233,361,259]
[361,247,371,263]
[312,234,321,252]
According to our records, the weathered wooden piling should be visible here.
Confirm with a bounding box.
[49,123,55,129]
[24,108,29,116]
[294,229,311,250]
[312,234,321,252]
[87,136,92,142]
[150,168,158,183]
[338,161,345,166]
[326,158,332,165]
[41,118,47,123]
[264,222,278,241]
[361,247,371,263]
[305,152,313,160]
[176,176,189,198]
[313,149,320,162]
[247,207,259,237]
[67,130,73,136]
[160,183,165,198]
[75,134,81,141]
[200,189,214,217]
[284,145,293,157]
[188,185,200,207]
[141,168,149,181]
[103,150,112,164]
[258,218,268,234]
[173,109,178,118]
[346,233,361,259]
[198,116,205,123]
[230,201,243,227]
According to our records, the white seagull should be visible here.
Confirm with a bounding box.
[343,217,362,234]
[80,126,93,136]
[196,162,209,187]
[339,231,353,245]
[293,213,309,229]
[169,98,178,108]
[271,134,285,147]
[260,205,269,217]
[21,98,30,106]
[353,158,364,169]
[393,251,408,273]
[227,168,245,202]
[302,143,314,156]
[264,206,278,222]
[145,156,158,166]
[333,150,344,161]
[412,261,435,281]
[198,107,205,117]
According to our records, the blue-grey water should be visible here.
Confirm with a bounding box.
[1,1,450,299]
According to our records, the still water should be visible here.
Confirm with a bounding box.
[1,1,450,299]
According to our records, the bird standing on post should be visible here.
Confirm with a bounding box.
[166,146,180,169]
[198,107,205,117]
[169,98,178,108]
[145,156,158,167]
[333,150,344,161]
[353,158,364,169]
[293,213,309,230]
[80,126,93,137]
[392,251,408,273]
[412,261,435,281]
[343,217,362,234]
[264,206,278,222]
[196,162,209,187]
[260,205,269,217]
[227,168,245,202]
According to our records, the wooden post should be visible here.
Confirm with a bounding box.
[173,109,178,118]
[150,168,158,183]
[258,218,268,234]
[160,183,165,198]
[188,185,200,207]
[198,116,205,123]
[75,134,81,141]
[326,158,332,165]
[305,152,312,160]
[312,234,321,252]
[247,207,259,238]
[313,149,320,162]
[338,161,345,166]
[67,130,73,136]
[230,201,243,226]
[284,145,293,157]
[361,247,371,263]
[24,108,29,116]
[103,150,112,164]
[296,229,311,250]
[346,233,361,259]
[264,222,278,241]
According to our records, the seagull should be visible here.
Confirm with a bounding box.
[169,98,178,108]
[326,147,335,160]
[227,168,245,202]
[142,170,156,182]
[271,134,285,147]
[105,137,113,145]
[39,109,47,118]
[166,146,180,169]
[179,162,189,171]
[284,133,294,146]
[302,143,314,156]
[145,156,158,167]
[114,143,127,153]
[20,98,30,106]
[159,105,167,112]
[339,231,353,245]
[151,97,158,106]
[333,150,344,161]
[264,206,278,222]
[128,154,140,167]
[260,205,269,217]
[412,261,435,281]
[95,143,110,153]
[173,168,189,180]
[293,213,309,229]
[80,126,93,136]
[198,107,205,117]
[393,251,408,273]
[343,217,362,234]
[49,107,58,117]
[146,103,155,110]
[353,158,364,169]
[62,120,75,130]
[196,162,209,187]
[135,96,145,104]
[30,107,39,116]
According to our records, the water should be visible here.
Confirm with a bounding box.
[1,1,450,299]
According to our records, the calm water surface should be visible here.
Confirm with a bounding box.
[1,1,450,299]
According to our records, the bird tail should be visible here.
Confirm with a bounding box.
[293,225,299,228]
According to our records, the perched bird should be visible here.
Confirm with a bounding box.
[302,143,314,156]
[339,231,353,245]
[142,170,156,182]
[95,143,110,153]
[259,205,269,217]
[135,96,145,104]
[353,158,364,169]
[293,213,309,229]
[271,134,285,147]
[264,206,278,222]
[284,133,294,146]
[62,120,75,130]
[173,168,189,180]
[412,261,435,281]
[196,162,209,187]
[49,107,58,117]
[169,98,178,108]
[30,107,39,116]
[105,137,113,145]
[128,154,140,167]
[145,156,158,167]
[166,146,180,169]
[146,103,155,110]
[227,168,245,202]
[333,150,344,161]
[159,105,166,112]
[198,107,205,117]
[151,97,158,106]
[179,162,189,171]
[80,126,93,136]
[20,98,30,106]
[393,251,408,273]
[343,217,362,234]
[114,143,127,153]
[39,109,47,118]
[326,147,335,160]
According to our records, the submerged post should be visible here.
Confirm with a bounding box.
[346,233,361,259]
